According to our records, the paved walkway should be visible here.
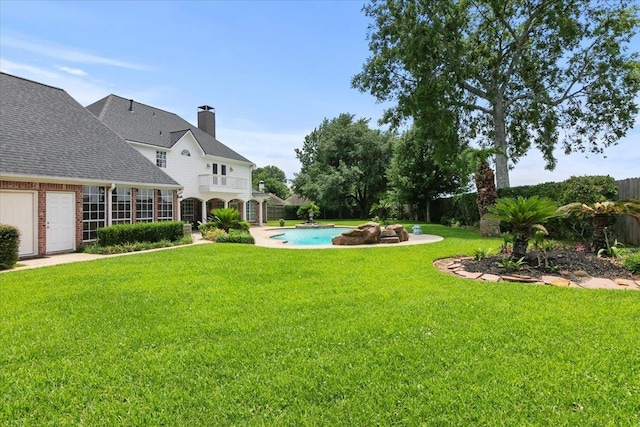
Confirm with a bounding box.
[1,232,212,273]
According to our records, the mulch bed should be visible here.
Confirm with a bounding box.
[460,250,636,283]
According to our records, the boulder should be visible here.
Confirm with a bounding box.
[386,224,409,242]
[332,222,381,245]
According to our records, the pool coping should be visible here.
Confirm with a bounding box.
[249,226,444,249]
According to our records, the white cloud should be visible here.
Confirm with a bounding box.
[57,65,87,76]
[509,136,640,187]
[219,127,307,180]
[1,35,151,71]
[1,59,111,104]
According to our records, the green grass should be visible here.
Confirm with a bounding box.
[1,224,639,425]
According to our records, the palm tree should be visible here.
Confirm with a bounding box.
[459,148,502,236]
[557,200,640,254]
[487,196,558,260]
[209,207,242,233]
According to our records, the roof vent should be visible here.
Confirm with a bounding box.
[128,99,134,112]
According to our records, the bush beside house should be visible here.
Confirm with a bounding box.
[0,224,20,270]
[97,221,184,246]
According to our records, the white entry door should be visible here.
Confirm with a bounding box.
[0,191,36,256]
[46,192,75,253]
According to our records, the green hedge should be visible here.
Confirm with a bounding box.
[215,231,255,244]
[0,224,20,270]
[97,221,184,246]
[432,175,618,241]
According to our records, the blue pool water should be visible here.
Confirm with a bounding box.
[270,227,353,246]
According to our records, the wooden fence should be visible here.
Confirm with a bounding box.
[616,178,640,245]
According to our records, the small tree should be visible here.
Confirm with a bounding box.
[297,203,320,223]
[557,200,640,254]
[208,208,243,233]
[487,196,558,260]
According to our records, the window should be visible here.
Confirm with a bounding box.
[156,151,167,168]
[181,199,194,223]
[82,186,105,242]
[112,187,132,225]
[211,163,218,174]
[136,188,154,223]
[246,201,256,222]
[181,149,191,156]
[221,164,227,175]
[158,190,173,221]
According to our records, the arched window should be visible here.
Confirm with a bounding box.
[181,149,191,156]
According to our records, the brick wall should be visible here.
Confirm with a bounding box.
[2,180,178,256]
[1,180,82,256]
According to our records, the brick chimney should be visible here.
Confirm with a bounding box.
[197,105,215,138]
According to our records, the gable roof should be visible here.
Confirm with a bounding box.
[285,194,311,206]
[86,94,254,165]
[0,72,179,188]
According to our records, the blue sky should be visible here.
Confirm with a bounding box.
[1,0,638,186]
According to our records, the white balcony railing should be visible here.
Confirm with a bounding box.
[198,174,248,193]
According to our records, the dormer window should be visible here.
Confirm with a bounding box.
[156,151,167,168]
[181,149,191,157]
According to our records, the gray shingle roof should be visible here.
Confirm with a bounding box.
[86,95,254,164]
[0,72,179,187]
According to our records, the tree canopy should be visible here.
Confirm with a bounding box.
[252,165,290,200]
[388,126,468,222]
[292,113,393,218]
[353,0,640,188]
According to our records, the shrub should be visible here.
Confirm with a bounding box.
[621,252,640,273]
[208,208,243,232]
[97,221,184,246]
[202,228,227,242]
[297,203,320,221]
[487,196,558,260]
[473,247,492,260]
[0,224,20,270]
[216,231,255,244]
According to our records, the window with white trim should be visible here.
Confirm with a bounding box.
[181,149,191,156]
[246,201,256,222]
[158,190,173,221]
[112,187,132,225]
[82,185,105,242]
[136,188,154,223]
[156,151,167,168]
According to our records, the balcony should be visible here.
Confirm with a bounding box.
[198,174,248,194]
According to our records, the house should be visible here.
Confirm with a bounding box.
[86,96,269,227]
[0,72,181,257]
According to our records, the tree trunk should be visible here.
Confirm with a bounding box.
[425,199,431,223]
[592,214,611,254]
[493,98,510,189]
[512,238,528,260]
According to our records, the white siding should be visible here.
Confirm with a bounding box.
[128,134,255,202]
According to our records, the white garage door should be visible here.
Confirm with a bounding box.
[0,191,36,256]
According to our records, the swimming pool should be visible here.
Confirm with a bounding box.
[269,227,353,246]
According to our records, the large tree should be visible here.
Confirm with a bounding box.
[388,126,468,222]
[292,113,393,218]
[353,0,640,188]
[252,165,290,200]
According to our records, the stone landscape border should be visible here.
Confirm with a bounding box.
[434,257,640,291]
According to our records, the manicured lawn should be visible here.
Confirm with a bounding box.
[1,224,639,425]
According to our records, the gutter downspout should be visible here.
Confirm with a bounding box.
[107,183,116,226]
